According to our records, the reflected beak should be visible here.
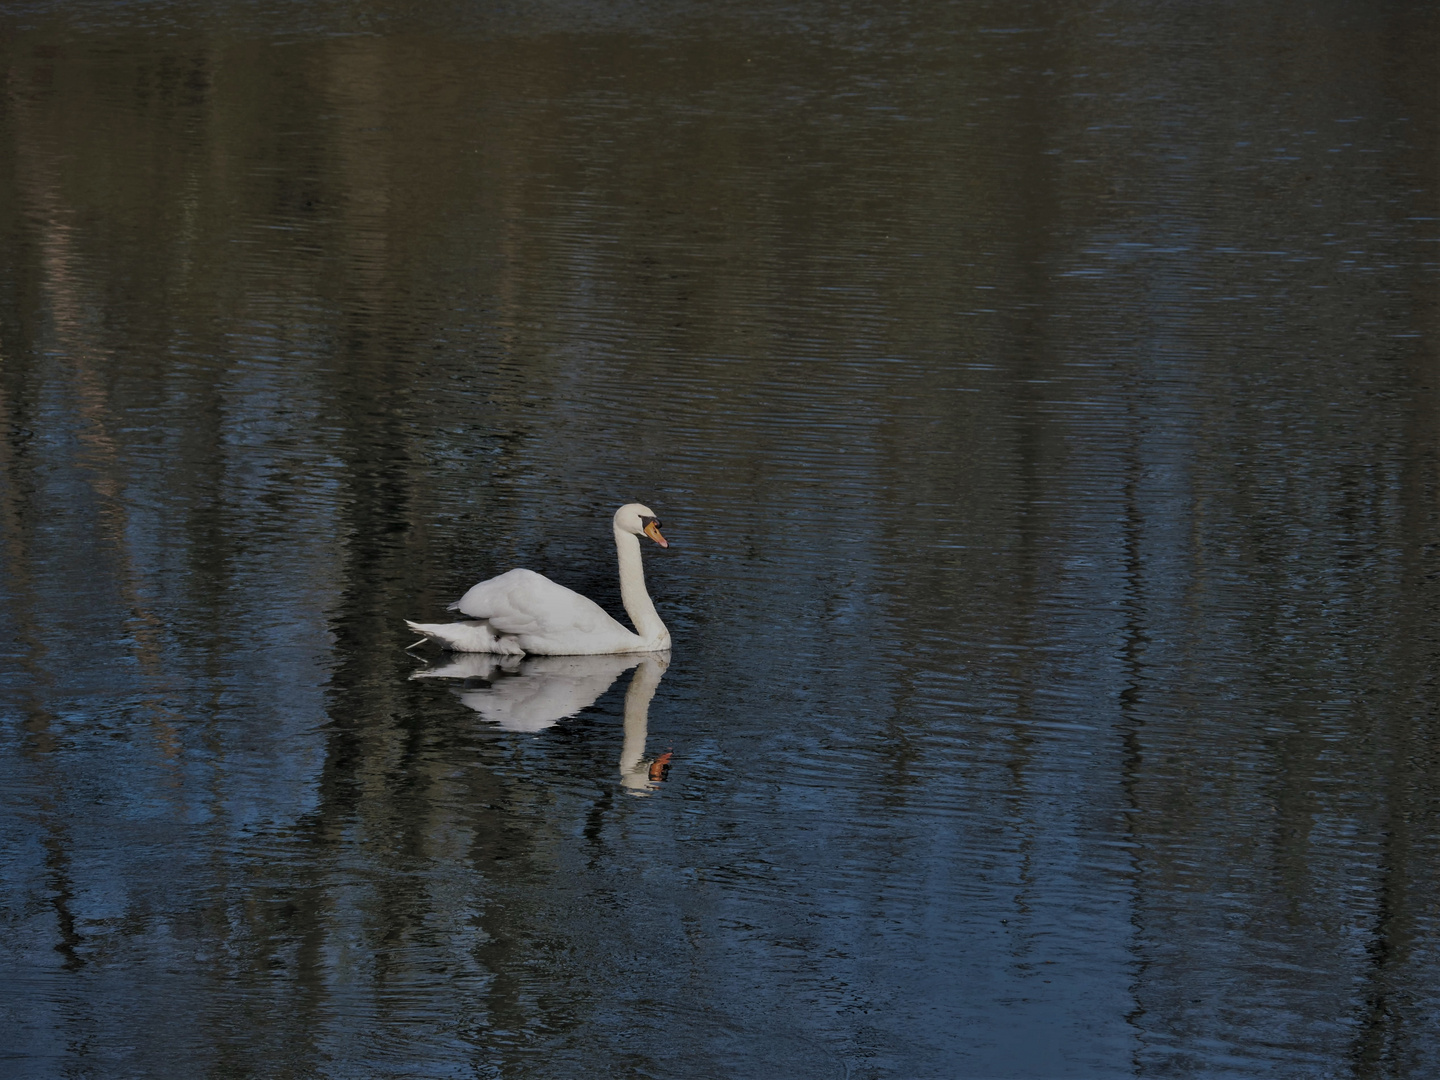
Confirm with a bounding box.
[643,520,668,548]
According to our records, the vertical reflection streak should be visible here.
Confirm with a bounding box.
[1347,331,1440,1073]
[1116,365,1149,1070]
[13,88,183,762]
[0,374,83,973]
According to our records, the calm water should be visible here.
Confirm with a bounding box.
[1,1,1437,1077]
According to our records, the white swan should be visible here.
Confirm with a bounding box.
[406,503,671,655]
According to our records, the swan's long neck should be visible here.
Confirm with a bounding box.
[614,527,667,645]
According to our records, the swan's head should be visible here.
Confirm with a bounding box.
[615,503,668,548]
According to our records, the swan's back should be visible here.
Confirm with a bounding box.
[449,568,636,652]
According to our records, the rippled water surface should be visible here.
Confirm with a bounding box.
[1,1,1437,1077]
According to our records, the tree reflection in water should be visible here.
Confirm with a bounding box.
[0,1,1436,1077]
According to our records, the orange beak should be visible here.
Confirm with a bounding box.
[643,520,668,548]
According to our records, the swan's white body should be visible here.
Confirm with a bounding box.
[406,503,671,656]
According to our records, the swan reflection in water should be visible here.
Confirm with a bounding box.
[411,652,672,793]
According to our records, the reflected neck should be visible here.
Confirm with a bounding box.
[620,655,668,789]
[615,527,668,645]
[620,655,665,770]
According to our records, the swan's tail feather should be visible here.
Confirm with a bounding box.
[404,620,525,655]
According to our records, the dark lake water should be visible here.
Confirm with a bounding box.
[1,1,1437,1077]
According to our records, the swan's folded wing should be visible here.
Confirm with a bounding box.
[451,568,616,638]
